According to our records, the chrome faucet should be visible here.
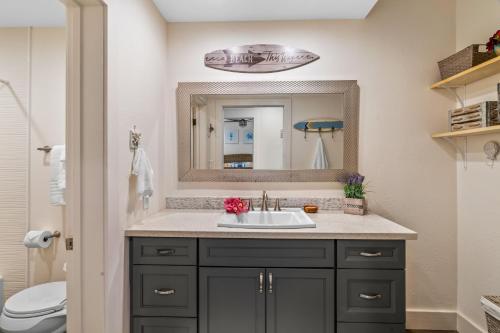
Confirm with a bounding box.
[261,191,269,211]
[247,198,255,211]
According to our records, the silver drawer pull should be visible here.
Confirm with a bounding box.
[258,272,264,294]
[154,289,175,296]
[360,251,382,257]
[157,249,175,256]
[359,293,382,300]
[268,273,273,294]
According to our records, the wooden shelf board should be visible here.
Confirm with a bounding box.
[431,56,500,89]
[432,125,500,138]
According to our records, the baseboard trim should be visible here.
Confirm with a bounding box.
[406,330,458,333]
[407,309,457,331]
[457,312,487,333]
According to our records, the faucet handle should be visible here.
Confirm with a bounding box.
[247,198,254,211]
[274,198,281,211]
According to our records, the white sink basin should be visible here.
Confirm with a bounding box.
[217,208,316,229]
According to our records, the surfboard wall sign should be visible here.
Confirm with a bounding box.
[294,119,344,133]
[294,119,344,139]
[204,44,320,73]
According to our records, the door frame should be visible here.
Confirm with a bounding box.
[214,98,292,169]
[61,0,107,332]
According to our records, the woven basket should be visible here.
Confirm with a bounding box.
[484,296,500,333]
[343,198,366,216]
[438,44,496,80]
[486,313,500,333]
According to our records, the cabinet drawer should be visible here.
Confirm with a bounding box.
[337,269,405,323]
[337,323,405,333]
[199,239,335,268]
[337,240,405,269]
[132,265,197,317]
[133,317,197,333]
[132,238,197,265]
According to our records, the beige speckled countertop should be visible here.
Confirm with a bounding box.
[125,209,417,240]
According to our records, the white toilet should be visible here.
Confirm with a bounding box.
[0,281,66,333]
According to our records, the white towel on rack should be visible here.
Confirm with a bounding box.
[50,145,66,205]
[311,137,329,169]
[131,147,154,209]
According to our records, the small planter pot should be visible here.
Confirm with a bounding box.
[343,198,366,216]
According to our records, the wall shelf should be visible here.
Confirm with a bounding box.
[431,56,500,89]
[432,125,500,138]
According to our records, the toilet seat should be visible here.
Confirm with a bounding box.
[0,281,66,333]
[3,282,66,318]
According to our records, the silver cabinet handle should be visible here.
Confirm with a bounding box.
[359,293,382,300]
[360,251,382,257]
[268,272,273,294]
[154,288,175,295]
[259,272,264,294]
[157,249,175,256]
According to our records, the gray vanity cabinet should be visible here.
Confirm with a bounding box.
[131,238,406,333]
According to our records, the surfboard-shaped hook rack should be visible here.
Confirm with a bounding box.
[293,119,344,139]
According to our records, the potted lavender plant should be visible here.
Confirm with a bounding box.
[343,173,367,215]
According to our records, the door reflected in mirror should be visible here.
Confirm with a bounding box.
[191,93,344,171]
[223,106,285,170]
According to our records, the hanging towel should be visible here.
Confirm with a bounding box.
[131,147,154,209]
[311,137,329,169]
[50,145,66,205]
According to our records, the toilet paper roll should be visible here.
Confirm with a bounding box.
[23,231,53,249]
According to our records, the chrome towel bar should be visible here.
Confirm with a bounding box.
[37,145,52,153]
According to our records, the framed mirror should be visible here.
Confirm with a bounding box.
[177,81,359,182]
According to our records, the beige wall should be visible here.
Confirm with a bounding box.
[165,0,458,329]
[0,28,65,301]
[28,28,66,287]
[291,94,344,170]
[455,1,500,332]
[105,0,168,332]
[0,28,29,301]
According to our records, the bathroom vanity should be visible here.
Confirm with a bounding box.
[126,211,417,333]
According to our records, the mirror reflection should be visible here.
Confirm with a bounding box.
[191,94,344,170]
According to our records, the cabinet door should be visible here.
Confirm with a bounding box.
[266,268,334,333]
[199,267,265,333]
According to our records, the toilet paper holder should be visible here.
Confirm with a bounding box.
[43,231,61,242]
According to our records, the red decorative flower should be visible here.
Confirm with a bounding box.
[486,29,500,52]
[224,197,249,215]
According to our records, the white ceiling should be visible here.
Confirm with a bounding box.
[0,0,378,27]
[152,0,379,22]
[0,0,65,27]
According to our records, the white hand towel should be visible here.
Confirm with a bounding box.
[58,148,66,190]
[311,137,329,169]
[50,145,66,205]
[131,147,154,209]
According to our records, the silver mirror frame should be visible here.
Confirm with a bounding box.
[177,80,359,182]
